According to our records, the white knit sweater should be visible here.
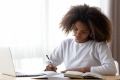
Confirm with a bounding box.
[48,38,116,75]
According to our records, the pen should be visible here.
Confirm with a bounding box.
[46,55,57,71]
[46,55,52,63]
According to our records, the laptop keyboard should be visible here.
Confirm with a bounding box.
[16,72,45,77]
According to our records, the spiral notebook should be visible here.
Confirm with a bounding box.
[0,47,45,77]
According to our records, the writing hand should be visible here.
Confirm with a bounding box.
[44,64,57,72]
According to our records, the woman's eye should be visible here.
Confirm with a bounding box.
[81,31,89,34]
[82,31,87,33]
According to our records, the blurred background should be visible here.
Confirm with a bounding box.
[0,0,120,73]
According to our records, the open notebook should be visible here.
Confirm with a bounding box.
[0,47,45,77]
[64,71,103,79]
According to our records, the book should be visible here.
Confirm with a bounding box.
[64,71,104,79]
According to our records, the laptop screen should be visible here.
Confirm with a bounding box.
[0,47,16,76]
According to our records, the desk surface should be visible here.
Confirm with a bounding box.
[0,74,120,80]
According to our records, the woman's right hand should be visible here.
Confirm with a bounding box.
[44,64,57,72]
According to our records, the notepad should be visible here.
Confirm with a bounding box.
[32,71,64,79]
[64,71,103,79]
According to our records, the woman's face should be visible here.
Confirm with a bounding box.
[73,21,90,43]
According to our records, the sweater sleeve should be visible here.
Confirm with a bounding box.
[91,42,117,75]
[47,40,67,66]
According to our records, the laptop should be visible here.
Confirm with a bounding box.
[0,47,45,77]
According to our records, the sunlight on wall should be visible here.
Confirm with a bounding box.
[0,0,47,47]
